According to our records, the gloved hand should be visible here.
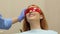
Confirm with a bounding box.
[18,8,26,22]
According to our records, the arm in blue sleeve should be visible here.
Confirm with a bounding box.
[4,18,12,29]
[0,18,12,30]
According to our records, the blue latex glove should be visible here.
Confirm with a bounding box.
[18,8,26,22]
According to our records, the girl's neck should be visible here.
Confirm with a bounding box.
[30,20,41,30]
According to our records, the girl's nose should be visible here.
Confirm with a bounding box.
[29,10,33,14]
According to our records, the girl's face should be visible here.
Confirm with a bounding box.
[26,10,41,22]
[25,6,43,23]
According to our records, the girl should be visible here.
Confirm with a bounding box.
[16,5,58,34]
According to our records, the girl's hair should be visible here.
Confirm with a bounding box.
[22,5,48,32]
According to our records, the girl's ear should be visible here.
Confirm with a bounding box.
[40,15,43,19]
